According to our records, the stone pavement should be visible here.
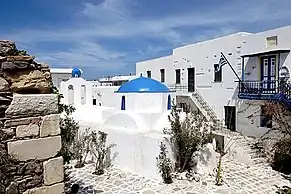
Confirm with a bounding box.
[65,159,290,194]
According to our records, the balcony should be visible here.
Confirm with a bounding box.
[238,80,291,108]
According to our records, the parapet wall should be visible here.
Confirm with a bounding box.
[1,94,64,193]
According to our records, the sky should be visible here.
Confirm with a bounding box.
[1,0,291,79]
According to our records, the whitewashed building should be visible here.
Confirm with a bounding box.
[136,26,291,137]
[59,69,183,178]
[50,68,74,89]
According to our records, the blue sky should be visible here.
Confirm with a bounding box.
[1,0,291,79]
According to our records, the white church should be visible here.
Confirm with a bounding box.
[56,25,291,178]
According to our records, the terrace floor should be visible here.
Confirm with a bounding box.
[65,158,290,194]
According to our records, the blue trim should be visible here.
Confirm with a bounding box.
[167,94,171,110]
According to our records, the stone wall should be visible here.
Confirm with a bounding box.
[0,41,64,193]
[0,40,52,118]
[1,94,64,193]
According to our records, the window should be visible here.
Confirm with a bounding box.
[160,69,165,83]
[266,36,278,47]
[260,105,272,128]
[147,71,151,78]
[93,99,97,105]
[214,64,222,82]
[175,69,181,84]
[81,85,86,105]
[68,85,74,105]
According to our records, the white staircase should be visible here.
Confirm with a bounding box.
[214,129,267,166]
[190,90,220,124]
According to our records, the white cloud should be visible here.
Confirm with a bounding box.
[1,0,291,73]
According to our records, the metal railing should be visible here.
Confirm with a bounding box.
[238,80,291,100]
[167,84,188,92]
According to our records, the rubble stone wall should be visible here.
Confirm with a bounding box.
[0,40,64,193]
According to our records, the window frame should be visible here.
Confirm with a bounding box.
[160,69,165,83]
[214,63,222,82]
[175,69,181,84]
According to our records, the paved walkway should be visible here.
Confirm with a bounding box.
[65,159,290,194]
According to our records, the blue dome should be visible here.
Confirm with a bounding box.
[116,75,170,93]
[72,68,82,78]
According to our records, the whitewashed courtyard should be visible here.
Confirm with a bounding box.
[65,158,290,194]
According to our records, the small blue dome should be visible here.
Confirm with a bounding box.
[72,68,82,78]
[116,75,170,93]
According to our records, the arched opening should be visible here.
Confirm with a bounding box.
[81,85,86,105]
[167,94,171,110]
[68,85,74,105]
[121,95,126,110]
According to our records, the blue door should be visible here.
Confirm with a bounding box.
[121,96,125,110]
[167,95,171,110]
[260,55,276,92]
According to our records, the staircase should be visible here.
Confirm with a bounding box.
[214,129,267,166]
[190,90,220,124]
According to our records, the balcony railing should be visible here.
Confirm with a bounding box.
[167,84,188,92]
[238,80,291,101]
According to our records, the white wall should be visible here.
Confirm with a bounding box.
[60,78,93,106]
[136,55,174,84]
[115,93,173,113]
[79,121,173,179]
[92,86,119,107]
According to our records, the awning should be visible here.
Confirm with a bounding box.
[241,48,290,58]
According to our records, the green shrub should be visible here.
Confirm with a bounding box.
[163,104,214,173]
[156,142,173,184]
[52,86,79,164]
[90,131,116,175]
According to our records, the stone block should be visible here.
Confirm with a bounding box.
[40,114,60,137]
[4,116,42,127]
[6,55,35,62]
[8,136,61,161]
[23,183,64,194]
[0,77,9,91]
[5,94,58,118]
[43,156,64,186]
[16,124,39,138]
[2,61,29,70]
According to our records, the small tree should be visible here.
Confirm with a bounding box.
[163,104,213,173]
[260,101,291,174]
[74,128,92,168]
[52,86,79,164]
[156,142,173,184]
[90,131,116,175]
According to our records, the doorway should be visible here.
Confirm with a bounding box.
[224,106,236,131]
[188,68,195,92]
[260,55,276,92]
